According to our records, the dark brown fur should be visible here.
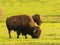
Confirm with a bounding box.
[32,14,42,26]
[6,15,41,39]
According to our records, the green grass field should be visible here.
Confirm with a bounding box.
[0,0,60,45]
[0,23,60,45]
[0,0,60,18]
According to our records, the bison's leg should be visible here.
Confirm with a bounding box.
[8,30,12,38]
[25,35,27,39]
[17,31,20,39]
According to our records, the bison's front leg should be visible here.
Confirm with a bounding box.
[25,35,27,39]
[17,31,20,39]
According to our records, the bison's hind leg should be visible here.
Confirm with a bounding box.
[8,30,12,39]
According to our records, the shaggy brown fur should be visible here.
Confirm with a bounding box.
[32,14,42,26]
[6,15,41,39]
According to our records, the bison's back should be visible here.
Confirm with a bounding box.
[6,15,35,30]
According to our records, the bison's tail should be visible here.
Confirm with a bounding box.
[6,17,10,29]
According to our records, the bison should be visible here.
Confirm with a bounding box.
[6,15,41,39]
[32,14,42,26]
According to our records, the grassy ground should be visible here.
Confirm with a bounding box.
[0,23,60,45]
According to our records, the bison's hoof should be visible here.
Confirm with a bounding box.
[9,37,12,39]
[25,37,27,39]
[17,37,19,39]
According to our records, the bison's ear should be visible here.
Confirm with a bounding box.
[33,28,37,33]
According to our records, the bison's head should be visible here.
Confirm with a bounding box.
[32,14,42,26]
[31,26,41,38]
